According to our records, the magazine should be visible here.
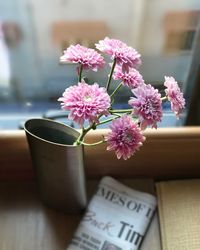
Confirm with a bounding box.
[67,176,157,250]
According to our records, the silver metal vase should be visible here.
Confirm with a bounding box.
[24,118,87,213]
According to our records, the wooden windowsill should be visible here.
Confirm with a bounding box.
[0,127,200,250]
[0,126,200,181]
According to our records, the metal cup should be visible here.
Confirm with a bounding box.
[24,118,87,213]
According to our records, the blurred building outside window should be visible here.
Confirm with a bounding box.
[0,0,200,129]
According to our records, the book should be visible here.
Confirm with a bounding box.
[67,176,157,250]
[156,179,200,250]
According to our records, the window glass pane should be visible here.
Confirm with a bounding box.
[0,0,199,129]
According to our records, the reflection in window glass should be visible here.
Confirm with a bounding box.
[0,0,199,129]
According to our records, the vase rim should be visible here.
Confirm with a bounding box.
[24,118,81,147]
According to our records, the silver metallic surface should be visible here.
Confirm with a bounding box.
[24,118,87,213]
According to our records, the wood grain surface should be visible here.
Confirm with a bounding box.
[0,179,161,250]
[0,127,200,181]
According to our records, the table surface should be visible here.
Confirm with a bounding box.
[0,179,161,250]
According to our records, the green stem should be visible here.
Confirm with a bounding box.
[81,140,105,146]
[106,59,116,91]
[96,116,118,126]
[74,126,91,145]
[109,109,132,114]
[161,96,168,102]
[78,64,83,82]
[110,82,123,99]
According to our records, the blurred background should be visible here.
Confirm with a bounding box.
[0,0,200,129]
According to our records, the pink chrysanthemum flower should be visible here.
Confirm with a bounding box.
[60,44,105,71]
[58,81,110,126]
[96,37,141,71]
[105,115,145,160]
[113,66,144,89]
[129,84,162,129]
[164,76,185,117]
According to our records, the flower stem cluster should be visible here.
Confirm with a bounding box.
[58,37,185,160]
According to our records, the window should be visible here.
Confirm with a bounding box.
[0,0,200,129]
